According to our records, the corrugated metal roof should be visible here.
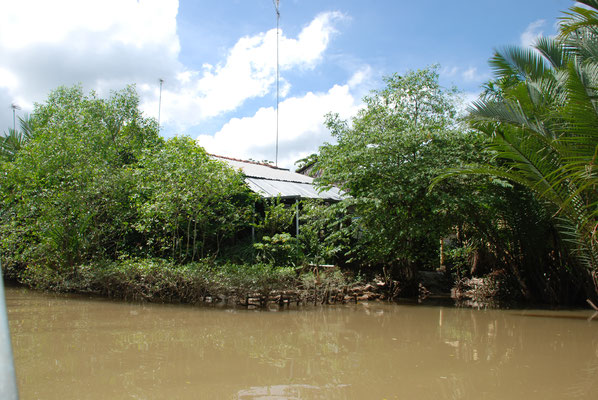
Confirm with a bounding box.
[246,178,344,200]
[212,155,345,201]
[214,156,312,183]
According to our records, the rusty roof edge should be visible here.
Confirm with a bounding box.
[242,175,314,184]
[210,154,289,171]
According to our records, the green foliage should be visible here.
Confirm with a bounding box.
[294,153,320,177]
[133,136,254,262]
[297,199,354,267]
[299,268,349,295]
[253,233,298,267]
[0,85,254,277]
[19,258,297,303]
[427,1,598,303]
[444,243,474,279]
[317,66,490,272]
[256,197,295,237]
[250,198,299,267]
[0,115,36,162]
[453,1,598,278]
[4,1,596,307]
[0,85,160,272]
[215,262,297,298]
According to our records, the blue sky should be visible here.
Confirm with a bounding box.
[0,0,573,167]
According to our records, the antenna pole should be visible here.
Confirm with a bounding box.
[275,0,280,167]
[158,79,164,131]
[10,104,20,132]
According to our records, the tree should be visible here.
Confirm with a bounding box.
[316,66,489,277]
[448,0,598,285]
[0,85,161,272]
[133,137,254,262]
[0,115,35,162]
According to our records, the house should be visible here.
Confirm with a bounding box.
[212,155,344,242]
[212,155,344,201]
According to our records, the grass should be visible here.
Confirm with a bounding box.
[16,257,356,306]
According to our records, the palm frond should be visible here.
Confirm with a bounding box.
[469,98,559,143]
[535,36,570,68]
[490,45,551,83]
[559,0,598,38]
[560,59,598,156]
[439,1,598,274]
[18,114,36,141]
[0,128,26,161]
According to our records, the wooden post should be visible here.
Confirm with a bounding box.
[439,238,446,271]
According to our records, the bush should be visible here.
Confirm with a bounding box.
[253,233,299,267]
[18,258,299,304]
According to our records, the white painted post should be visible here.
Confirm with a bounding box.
[295,198,299,238]
[295,198,300,263]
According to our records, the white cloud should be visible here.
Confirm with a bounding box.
[1,0,178,51]
[441,66,459,78]
[0,68,19,91]
[455,91,481,117]
[520,19,545,47]
[462,67,484,82]
[283,12,345,69]
[462,67,476,82]
[440,65,488,85]
[149,11,345,128]
[0,0,181,130]
[197,70,367,168]
[347,65,372,89]
[0,0,343,137]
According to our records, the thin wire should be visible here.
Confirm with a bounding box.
[274,0,280,166]
[158,79,164,132]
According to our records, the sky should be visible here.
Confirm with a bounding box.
[0,0,573,168]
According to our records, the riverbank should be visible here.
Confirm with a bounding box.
[12,258,395,308]
[10,258,587,309]
[9,258,469,308]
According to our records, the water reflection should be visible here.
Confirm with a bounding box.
[6,287,598,399]
[237,384,350,399]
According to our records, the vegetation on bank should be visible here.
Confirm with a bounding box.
[312,1,598,305]
[17,258,312,305]
[0,1,597,307]
[0,85,359,305]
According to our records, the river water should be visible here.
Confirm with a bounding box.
[5,286,598,399]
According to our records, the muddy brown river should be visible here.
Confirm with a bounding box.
[5,286,598,399]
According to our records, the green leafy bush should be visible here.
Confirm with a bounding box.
[254,233,299,267]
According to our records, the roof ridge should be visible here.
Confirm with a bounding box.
[245,175,313,184]
[209,154,289,171]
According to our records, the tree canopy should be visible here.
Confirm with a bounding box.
[447,0,598,276]
[316,66,490,273]
[0,85,253,275]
